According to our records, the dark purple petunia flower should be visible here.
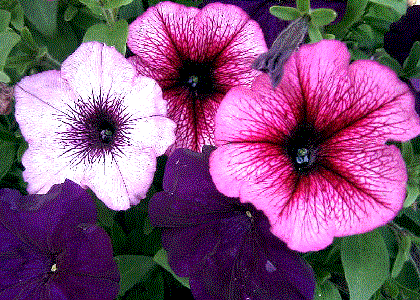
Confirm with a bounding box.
[384,4,420,65]
[0,179,120,300]
[199,0,347,47]
[149,146,316,300]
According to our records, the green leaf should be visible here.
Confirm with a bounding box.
[78,0,103,16]
[123,268,165,300]
[0,70,10,83]
[64,4,78,22]
[381,279,400,299]
[0,0,24,31]
[403,41,420,77]
[0,9,11,31]
[19,0,57,37]
[0,139,16,181]
[326,0,368,39]
[368,0,407,15]
[104,0,134,9]
[91,188,116,228]
[375,50,403,76]
[153,248,190,289]
[310,8,337,27]
[83,19,129,55]
[269,6,302,21]
[404,182,419,208]
[314,280,342,300]
[391,235,412,278]
[341,229,390,300]
[118,0,145,20]
[308,22,323,43]
[0,29,20,67]
[19,27,39,55]
[111,221,127,254]
[296,0,310,13]
[5,54,33,75]
[114,255,157,297]
[362,16,390,33]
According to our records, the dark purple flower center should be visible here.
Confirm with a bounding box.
[178,60,215,96]
[58,91,134,165]
[285,123,321,174]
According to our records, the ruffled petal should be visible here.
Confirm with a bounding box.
[61,42,137,101]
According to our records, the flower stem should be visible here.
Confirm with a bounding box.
[98,0,117,26]
[40,52,62,70]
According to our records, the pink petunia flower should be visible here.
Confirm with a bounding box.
[14,42,176,211]
[127,1,267,152]
[209,40,420,252]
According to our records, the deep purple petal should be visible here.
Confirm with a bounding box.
[149,148,315,299]
[384,5,420,65]
[0,180,119,300]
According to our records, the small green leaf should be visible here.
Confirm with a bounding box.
[341,229,390,300]
[314,280,342,300]
[403,41,420,77]
[104,0,134,9]
[326,0,368,39]
[153,248,190,289]
[324,33,335,40]
[362,16,390,33]
[404,182,419,208]
[308,22,323,43]
[391,235,412,278]
[376,50,403,76]
[9,1,23,30]
[64,4,78,22]
[368,0,407,15]
[296,0,310,13]
[0,29,20,67]
[19,27,39,55]
[310,8,337,27]
[83,19,129,55]
[91,189,116,228]
[269,5,302,21]
[0,70,10,83]
[0,9,11,31]
[6,54,33,75]
[114,255,157,297]
[0,139,16,181]
[78,0,103,16]
[19,0,58,37]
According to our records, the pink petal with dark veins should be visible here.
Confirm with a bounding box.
[127,1,266,152]
[210,40,420,252]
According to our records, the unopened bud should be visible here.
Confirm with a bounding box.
[0,83,14,115]
[252,15,310,88]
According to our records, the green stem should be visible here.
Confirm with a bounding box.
[40,52,62,70]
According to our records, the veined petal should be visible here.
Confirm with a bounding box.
[61,42,137,101]
[210,40,420,251]
[83,144,157,210]
[14,71,74,145]
[127,1,267,152]
[214,81,297,145]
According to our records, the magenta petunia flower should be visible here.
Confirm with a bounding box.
[14,42,176,210]
[127,1,267,152]
[149,146,316,300]
[0,179,120,300]
[209,40,420,252]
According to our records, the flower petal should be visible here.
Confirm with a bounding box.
[83,144,157,210]
[61,41,137,101]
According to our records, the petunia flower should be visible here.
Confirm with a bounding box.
[14,41,176,210]
[0,179,119,300]
[209,39,420,252]
[127,1,267,152]
[199,0,347,47]
[149,146,316,300]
